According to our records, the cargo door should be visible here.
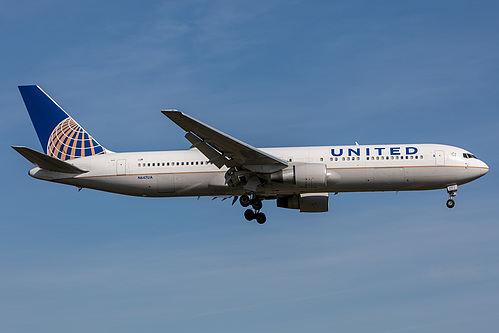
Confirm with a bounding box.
[157,173,175,193]
[373,168,404,190]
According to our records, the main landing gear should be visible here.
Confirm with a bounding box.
[240,194,267,224]
[446,184,457,208]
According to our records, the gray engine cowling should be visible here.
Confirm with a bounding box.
[276,193,329,212]
[270,163,327,188]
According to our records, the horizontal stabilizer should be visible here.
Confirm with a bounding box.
[12,146,88,174]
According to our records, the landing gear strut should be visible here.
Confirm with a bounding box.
[446,185,457,208]
[241,195,266,224]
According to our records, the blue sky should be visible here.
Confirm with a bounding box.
[1,1,499,332]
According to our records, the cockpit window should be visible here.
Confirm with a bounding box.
[463,153,478,159]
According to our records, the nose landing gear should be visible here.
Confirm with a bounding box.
[446,199,455,208]
[446,185,457,208]
[240,194,267,224]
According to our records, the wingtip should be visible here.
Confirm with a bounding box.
[161,109,181,114]
[161,109,184,118]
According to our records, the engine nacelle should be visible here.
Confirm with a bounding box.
[276,193,329,212]
[270,163,327,188]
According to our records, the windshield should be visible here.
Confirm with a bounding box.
[463,153,478,159]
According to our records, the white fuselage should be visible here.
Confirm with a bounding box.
[28,143,489,198]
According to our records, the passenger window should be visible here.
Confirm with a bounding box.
[147,163,150,167]
[138,163,141,167]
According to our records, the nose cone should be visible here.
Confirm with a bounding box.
[479,160,489,177]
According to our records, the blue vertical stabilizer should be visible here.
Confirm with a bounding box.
[18,85,107,160]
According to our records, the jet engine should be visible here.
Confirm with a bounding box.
[270,163,327,188]
[276,193,329,212]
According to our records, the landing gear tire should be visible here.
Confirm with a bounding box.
[255,212,267,224]
[244,209,255,221]
[242,195,266,224]
[250,198,263,211]
[446,199,455,209]
[240,195,250,207]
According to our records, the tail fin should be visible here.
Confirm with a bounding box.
[18,85,108,161]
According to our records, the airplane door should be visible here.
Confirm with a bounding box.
[116,159,126,175]
[435,150,445,166]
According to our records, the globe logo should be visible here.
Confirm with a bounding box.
[47,117,106,161]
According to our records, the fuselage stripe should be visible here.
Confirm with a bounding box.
[58,164,488,181]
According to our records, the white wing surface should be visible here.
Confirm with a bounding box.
[162,110,287,173]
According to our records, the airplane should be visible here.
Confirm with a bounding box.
[13,85,489,224]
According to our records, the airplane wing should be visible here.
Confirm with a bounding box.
[162,110,288,173]
[12,146,88,174]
